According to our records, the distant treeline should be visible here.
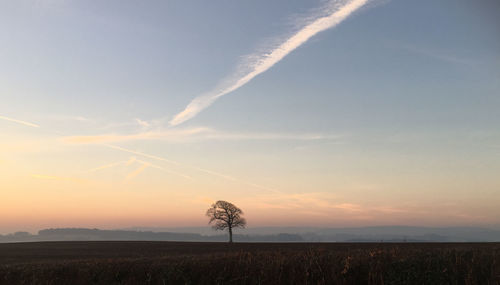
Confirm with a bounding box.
[0,228,304,243]
[2,226,500,243]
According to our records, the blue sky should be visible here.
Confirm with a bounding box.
[2,0,499,131]
[0,0,499,232]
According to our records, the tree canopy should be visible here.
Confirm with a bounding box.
[206,200,246,242]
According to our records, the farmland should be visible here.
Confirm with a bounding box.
[0,242,499,284]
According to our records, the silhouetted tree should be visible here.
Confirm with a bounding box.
[206,200,246,243]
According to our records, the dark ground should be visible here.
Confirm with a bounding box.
[0,241,499,284]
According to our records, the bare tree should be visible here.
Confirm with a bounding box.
[206,200,246,243]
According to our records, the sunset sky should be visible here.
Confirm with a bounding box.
[1,0,499,234]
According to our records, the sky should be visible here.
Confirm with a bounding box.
[1,0,499,234]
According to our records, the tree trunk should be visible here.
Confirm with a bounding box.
[228,227,233,243]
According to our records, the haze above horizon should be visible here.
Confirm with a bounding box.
[1,0,499,234]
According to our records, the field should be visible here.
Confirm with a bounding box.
[0,242,499,284]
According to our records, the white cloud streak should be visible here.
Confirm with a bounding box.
[31,174,86,183]
[103,144,237,181]
[104,144,281,193]
[88,161,128,172]
[135,159,192,179]
[0,115,40,128]
[125,162,149,180]
[103,144,182,166]
[86,156,191,179]
[62,127,341,144]
[169,0,369,126]
[135,118,151,128]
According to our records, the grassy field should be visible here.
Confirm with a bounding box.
[0,241,499,284]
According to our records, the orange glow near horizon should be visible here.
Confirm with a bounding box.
[1,0,499,234]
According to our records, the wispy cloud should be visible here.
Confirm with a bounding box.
[32,174,64,180]
[44,114,93,123]
[62,127,210,144]
[104,144,182,166]
[0,115,40,128]
[246,192,409,219]
[86,157,137,173]
[104,144,279,193]
[86,156,191,180]
[125,157,136,166]
[62,127,342,144]
[333,203,363,211]
[135,159,192,179]
[125,162,149,180]
[135,118,151,128]
[169,0,369,126]
[31,174,85,183]
[250,192,338,210]
[392,43,477,65]
[88,161,128,172]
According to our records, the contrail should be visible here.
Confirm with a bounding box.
[104,144,281,193]
[103,144,235,180]
[103,144,182,166]
[0,115,40,128]
[135,159,192,179]
[169,0,369,126]
[86,156,191,179]
[125,162,149,180]
[88,161,128,172]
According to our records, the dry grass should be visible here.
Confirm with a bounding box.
[0,242,499,284]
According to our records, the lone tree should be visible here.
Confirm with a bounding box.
[206,200,246,243]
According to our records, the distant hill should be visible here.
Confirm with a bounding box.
[1,226,499,243]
